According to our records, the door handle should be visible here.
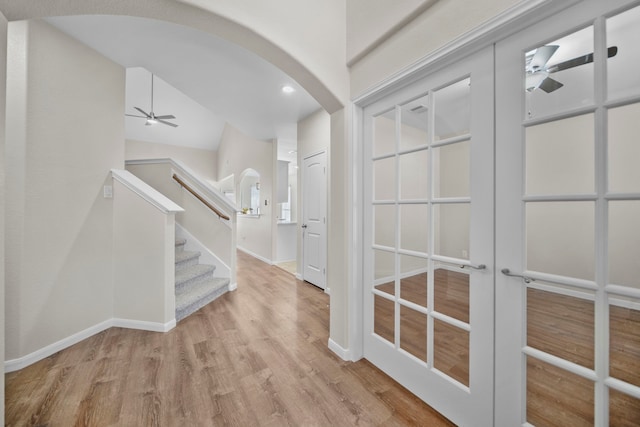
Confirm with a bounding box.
[501,268,535,284]
[301,224,307,229]
[460,263,486,270]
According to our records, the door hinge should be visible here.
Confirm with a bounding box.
[323,268,326,275]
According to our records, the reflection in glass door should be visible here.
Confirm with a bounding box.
[496,1,640,425]
[363,47,494,426]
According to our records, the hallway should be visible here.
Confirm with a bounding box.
[5,251,454,426]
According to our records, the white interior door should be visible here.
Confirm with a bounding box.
[302,151,326,289]
[362,47,494,426]
[495,0,640,425]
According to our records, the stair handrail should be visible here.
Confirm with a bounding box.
[172,173,229,220]
[125,158,238,222]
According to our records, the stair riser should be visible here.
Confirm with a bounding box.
[175,256,199,272]
[176,272,215,294]
[176,285,229,322]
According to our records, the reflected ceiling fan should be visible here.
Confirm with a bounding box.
[125,74,178,127]
[525,45,618,93]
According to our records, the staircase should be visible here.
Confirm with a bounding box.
[175,237,230,321]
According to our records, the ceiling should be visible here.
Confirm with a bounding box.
[44,14,322,159]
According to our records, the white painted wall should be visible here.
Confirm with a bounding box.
[217,124,274,262]
[0,9,7,419]
[112,179,176,324]
[5,19,124,360]
[348,0,519,96]
[126,139,218,183]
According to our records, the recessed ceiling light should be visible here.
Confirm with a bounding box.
[282,85,295,94]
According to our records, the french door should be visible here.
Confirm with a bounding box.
[495,0,640,425]
[362,47,494,426]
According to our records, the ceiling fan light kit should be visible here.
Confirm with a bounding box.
[125,73,178,127]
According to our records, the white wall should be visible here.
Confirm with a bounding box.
[217,124,274,262]
[126,139,218,183]
[5,19,125,360]
[0,9,7,420]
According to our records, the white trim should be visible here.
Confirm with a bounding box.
[112,318,176,333]
[237,245,273,265]
[328,338,352,361]
[111,169,184,214]
[4,317,176,373]
[176,222,231,278]
[295,273,304,281]
[228,282,238,291]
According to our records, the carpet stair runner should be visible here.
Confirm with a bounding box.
[175,237,230,321]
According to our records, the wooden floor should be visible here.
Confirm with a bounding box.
[5,251,455,427]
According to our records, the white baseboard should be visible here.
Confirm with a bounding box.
[112,318,176,333]
[237,246,273,265]
[328,338,351,361]
[228,282,238,291]
[295,273,303,281]
[5,317,176,373]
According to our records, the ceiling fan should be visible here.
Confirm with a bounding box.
[525,45,618,93]
[125,74,178,127]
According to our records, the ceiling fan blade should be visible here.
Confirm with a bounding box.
[154,115,176,120]
[538,77,564,93]
[548,46,618,73]
[134,107,151,118]
[157,119,178,128]
[125,114,148,118]
[528,45,559,71]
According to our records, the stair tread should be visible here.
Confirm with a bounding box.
[175,238,187,247]
[175,277,230,310]
[175,250,200,264]
[175,264,216,287]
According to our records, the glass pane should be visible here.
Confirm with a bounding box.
[400,149,429,200]
[400,96,429,151]
[374,204,395,248]
[434,264,469,324]
[527,356,594,426]
[433,319,469,386]
[434,78,470,140]
[525,27,594,120]
[374,295,395,344]
[373,249,395,295]
[608,103,640,193]
[433,203,470,260]
[607,6,640,100]
[400,204,428,253]
[527,288,594,368]
[526,202,595,280]
[525,114,594,195]
[609,388,640,427]
[373,111,396,157]
[433,141,470,198]
[400,305,427,361]
[400,254,428,307]
[609,201,640,289]
[610,304,640,387]
[373,157,395,201]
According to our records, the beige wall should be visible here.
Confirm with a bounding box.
[218,124,274,261]
[348,0,519,96]
[5,19,125,360]
[126,139,218,183]
[0,9,7,419]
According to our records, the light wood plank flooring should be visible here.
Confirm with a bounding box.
[5,251,454,426]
